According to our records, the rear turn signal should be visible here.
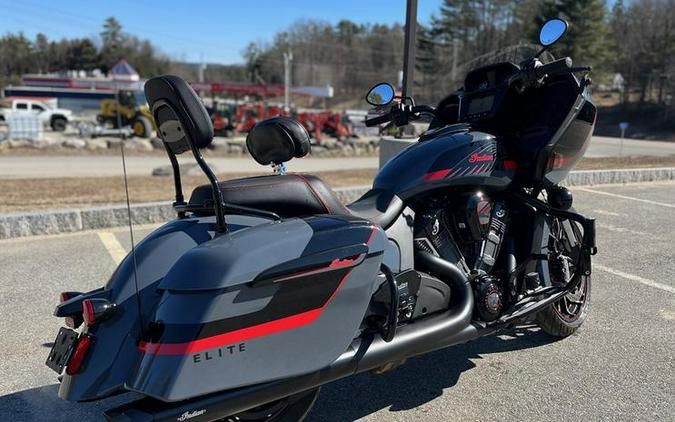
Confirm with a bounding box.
[82,299,116,326]
[65,335,92,375]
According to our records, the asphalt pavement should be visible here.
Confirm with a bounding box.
[0,182,673,421]
[0,136,673,179]
[584,136,675,158]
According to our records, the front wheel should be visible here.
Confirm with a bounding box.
[536,209,592,337]
[537,274,591,337]
[219,388,320,422]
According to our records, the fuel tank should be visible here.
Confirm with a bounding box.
[374,124,511,199]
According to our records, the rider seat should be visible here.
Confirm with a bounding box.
[188,116,404,228]
[189,174,349,218]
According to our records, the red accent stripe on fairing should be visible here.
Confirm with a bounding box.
[503,160,518,170]
[423,169,451,182]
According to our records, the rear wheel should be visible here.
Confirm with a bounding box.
[219,388,320,422]
[536,209,591,337]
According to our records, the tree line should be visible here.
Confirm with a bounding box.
[0,2,673,115]
[244,0,674,111]
[0,17,170,89]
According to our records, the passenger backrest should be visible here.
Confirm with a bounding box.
[144,75,213,154]
[246,116,311,165]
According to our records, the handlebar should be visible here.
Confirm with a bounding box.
[365,112,393,127]
[533,57,573,79]
[364,104,438,127]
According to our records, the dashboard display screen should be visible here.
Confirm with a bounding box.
[468,95,494,115]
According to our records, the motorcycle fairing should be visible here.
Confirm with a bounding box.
[130,215,387,401]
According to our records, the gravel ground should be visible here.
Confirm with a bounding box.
[0,182,673,421]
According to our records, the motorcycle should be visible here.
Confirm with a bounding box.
[46,19,597,421]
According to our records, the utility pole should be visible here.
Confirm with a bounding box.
[401,0,418,100]
[283,50,293,110]
[451,39,458,83]
[198,53,206,84]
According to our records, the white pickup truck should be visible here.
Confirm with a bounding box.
[0,99,72,131]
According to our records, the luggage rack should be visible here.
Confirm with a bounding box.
[173,200,282,221]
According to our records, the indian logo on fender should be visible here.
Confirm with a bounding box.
[177,409,206,421]
[468,152,494,163]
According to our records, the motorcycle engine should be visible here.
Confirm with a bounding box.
[414,192,509,321]
[473,275,503,321]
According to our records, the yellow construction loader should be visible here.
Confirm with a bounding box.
[97,90,156,138]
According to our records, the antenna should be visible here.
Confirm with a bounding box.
[114,82,144,337]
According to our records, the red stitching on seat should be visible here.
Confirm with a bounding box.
[295,174,331,213]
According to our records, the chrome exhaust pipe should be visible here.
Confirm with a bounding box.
[106,252,479,421]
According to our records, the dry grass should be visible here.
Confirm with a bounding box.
[1,155,674,213]
[576,156,675,170]
[0,169,377,213]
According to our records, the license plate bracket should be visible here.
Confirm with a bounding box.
[46,327,78,374]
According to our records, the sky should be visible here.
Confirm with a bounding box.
[0,0,443,64]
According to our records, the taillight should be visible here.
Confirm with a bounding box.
[82,299,95,326]
[65,335,92,375]
[82,299,116,326]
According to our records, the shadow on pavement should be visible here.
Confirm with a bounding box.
[0,384,138,422]
[308,325,556,421]
[0,326,554,421]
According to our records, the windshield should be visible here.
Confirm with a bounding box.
[462,43,554,74]
[417,43,555,104]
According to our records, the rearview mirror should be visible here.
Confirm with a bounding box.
[539,19,568,47]
[365,83,395,106]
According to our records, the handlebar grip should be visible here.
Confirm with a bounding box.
[411,104,436,115]
[365,113,392,127]
[535,57,573,79]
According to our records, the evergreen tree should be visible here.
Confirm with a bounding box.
[536,0,609,69]
[34,33,50,73]
[99,17,126,72]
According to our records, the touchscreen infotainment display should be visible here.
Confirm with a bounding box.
[467,95,494,115]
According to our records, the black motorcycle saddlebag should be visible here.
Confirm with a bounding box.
[130,215,386,401]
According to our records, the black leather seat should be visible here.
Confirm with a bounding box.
[188,115,405,227]
[189,174,349,218]
[189,177,404,228]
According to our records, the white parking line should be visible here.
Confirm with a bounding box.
[591,209,624,217]
[577,188,675,209]
[594,263,675,294]
[97,232,127,264]
[596,223,647,236]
